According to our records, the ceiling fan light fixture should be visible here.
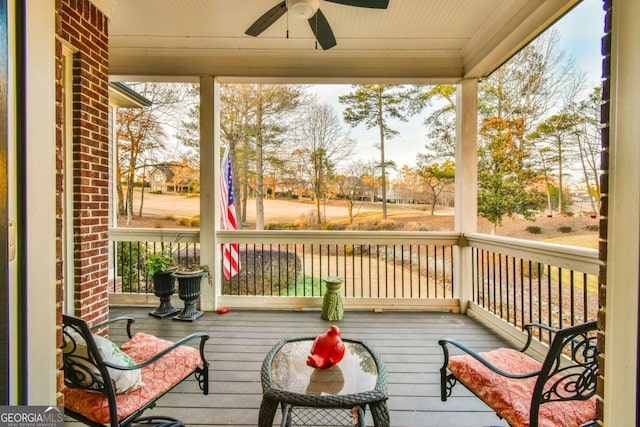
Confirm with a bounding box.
[287,0,320,19]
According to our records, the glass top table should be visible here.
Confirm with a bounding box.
[258,337,389,427]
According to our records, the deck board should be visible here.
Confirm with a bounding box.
[65,307,510,426]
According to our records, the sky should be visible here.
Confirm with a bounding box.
[305,0,604,172]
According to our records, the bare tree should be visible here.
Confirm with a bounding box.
[482,30,582,131]
[529,112,582,214]
[117,106,166,225]
[574,87,602,214]
[117,83,193,224]
[251,84,305,230]
[291,104,354,223]
[220,84,255,225]
[336,160,373,224]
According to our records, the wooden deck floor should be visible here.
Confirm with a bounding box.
[68,307,511,427]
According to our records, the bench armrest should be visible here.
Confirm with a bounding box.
[91,316,136,339]
[103,333,209,371]
[438,338,540,379]
[521,323,558,352]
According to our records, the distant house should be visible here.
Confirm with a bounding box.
[149,164,172,192]
[149,159,197,193]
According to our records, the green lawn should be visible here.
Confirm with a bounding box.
[541,233,599,294]
[543,233,598,249]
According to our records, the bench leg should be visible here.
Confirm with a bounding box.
[136,415,185,426]
[195,364,209,395]
[440,368,457,401]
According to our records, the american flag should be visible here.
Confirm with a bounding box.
[220,148,240,279]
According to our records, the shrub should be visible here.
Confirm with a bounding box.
[163,214,176,220]
[343,245,370,256]
[558,226,572,233]
[189,216,200,227]
[149,190,162,194]
[403,221,430,231]
[585,224,599,232]
[222,248,302,296]
[378,219,398,230]
[265,222,298,230]
[526,226,542,234]
[293,219,309,229]
[321,222,343,230]
[522,262,541,279]
[299,210,320,225]
[176,217,190,226]
[348,219,398,231]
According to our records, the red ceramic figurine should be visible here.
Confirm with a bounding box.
[306,325,346,369]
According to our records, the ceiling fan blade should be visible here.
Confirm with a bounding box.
[324,0,389,9]
[245,1,288,37]
[308,9,337,50]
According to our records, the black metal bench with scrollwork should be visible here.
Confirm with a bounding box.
[61,314,209,427]
[439,321,598,427]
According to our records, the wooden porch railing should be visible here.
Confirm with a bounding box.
[464,233,600,345]
[108,228,599,330]
[108,228,459,311]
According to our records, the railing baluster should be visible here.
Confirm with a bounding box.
[583,272,589,323]
[407,244,412,298]
[393,245,397,298]
[366,245,371,298]
[310,244,315,296]
[557,266,562,328]
[508,255,512,324]
[547,264,552,335]
[479,248,485,308]
[471,248,477,304]
[569,270,575,326]
[519,258,524,328]
[426,245,431,298]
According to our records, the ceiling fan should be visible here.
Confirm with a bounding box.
[245,0,390,50]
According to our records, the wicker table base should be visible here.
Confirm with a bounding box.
[258,337,389,427]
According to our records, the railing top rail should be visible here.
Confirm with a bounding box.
[109,227,461,245]
[463,232,601,275]
[109,227,200,243]
[216,230,462,245]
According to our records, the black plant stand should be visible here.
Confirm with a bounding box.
[173,270,207,321]
[149,268,180,319]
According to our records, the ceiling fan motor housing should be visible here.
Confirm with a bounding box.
[287,0,320,19]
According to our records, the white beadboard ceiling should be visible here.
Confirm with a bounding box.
[106,0,581,83]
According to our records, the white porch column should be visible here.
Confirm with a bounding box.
[20,0,57,404]
[199,76,220,311]
[453,78,478,313]
[605,0,640,424]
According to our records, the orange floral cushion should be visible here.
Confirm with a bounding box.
[448,348,596,427]
[63,333,202,424]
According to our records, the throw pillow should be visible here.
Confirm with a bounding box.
[62,330,144,394]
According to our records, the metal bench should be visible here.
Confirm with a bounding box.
[439,321,598,427]
[61,315,209,427]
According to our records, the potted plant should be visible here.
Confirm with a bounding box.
[172,263,210,322]
[144,249,180,319]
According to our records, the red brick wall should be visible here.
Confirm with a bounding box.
[55,0,109,403]
[596,0,611,425]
